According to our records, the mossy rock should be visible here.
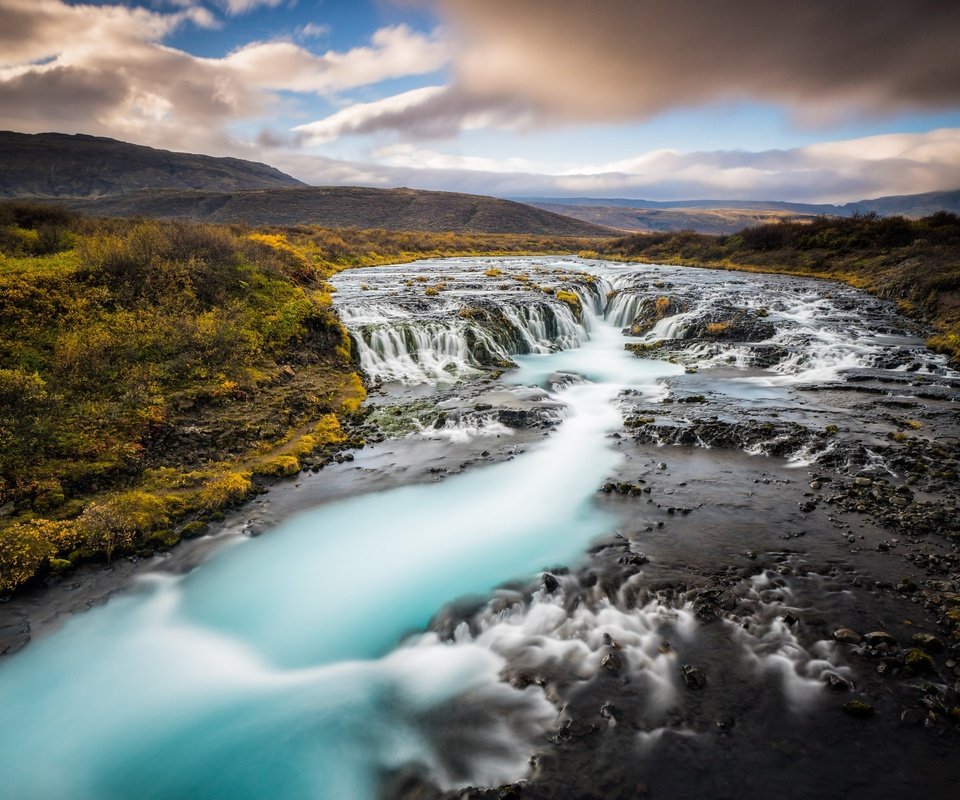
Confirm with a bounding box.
[842,700,875,718]
[144,529,180,551]
[903,647,936,674]
[180,520,210,539]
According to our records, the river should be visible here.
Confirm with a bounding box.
[0,257,958,800]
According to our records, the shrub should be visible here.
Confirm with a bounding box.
[79,490,171,561]
[197,471,253,511]
[0,523,55,593]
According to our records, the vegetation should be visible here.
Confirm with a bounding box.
[0,204,599,593]
[72,186,615,236]
[592,213,960,364]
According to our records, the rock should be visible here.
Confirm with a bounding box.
[842,700,875,718]
[179,520,209,539]
[854,477,874,487]
[680,664,707,690]
[823,672,852,691]
[900,708,925,726]
[600,651,623,674]
[912,632,944,653]
[542,573,560,593]
[834,628,863,644]
[903,648,936,675]
[863,631,897,647]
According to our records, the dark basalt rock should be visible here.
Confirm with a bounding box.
[680,664,707,690]
[682,305,777,343]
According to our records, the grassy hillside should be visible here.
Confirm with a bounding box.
[70,186,615,236]
[0,131,305,199]
[588,212,960,363]
[529,202,818,234]
[0,203,595,593]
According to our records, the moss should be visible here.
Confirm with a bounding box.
[903,647,936,674]
[180,520,210,539]
[48,557,73,574]
[253,455,301,477]
[842,700,875,718]
[555,289,580,306]
[144,529,180,551]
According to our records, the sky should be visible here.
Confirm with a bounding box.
[2,0,960,203]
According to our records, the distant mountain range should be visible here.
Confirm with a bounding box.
[522,204,819,235]
[1,131,958,235]
[520,191,960,232]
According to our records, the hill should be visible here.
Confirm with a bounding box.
[0,131,305,199]
[522,190,960,232]
[849,189,960,218]
[528,203,819,234]
[70,186,615,236]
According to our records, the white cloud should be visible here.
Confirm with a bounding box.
[272,128,960,204]
[218,0,285,14]
[299,23,330,39]
[224,25,449,94]
[0,1,451,155]
[294,86,448,144]
[372,143,535,173]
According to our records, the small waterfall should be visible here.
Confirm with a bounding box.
[346,299,591,384]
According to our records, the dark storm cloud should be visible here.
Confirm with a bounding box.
[435,0,960,122]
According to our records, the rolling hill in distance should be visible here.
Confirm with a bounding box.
[0,131,305,198]
[67,186,616,236]
[522,191,960,232]
[2,131,959,234]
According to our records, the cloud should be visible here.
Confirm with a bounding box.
[293,83,531,143]
[332,0,959,140]
[224,25,449,94]
[270,129,960,204]
[298,23,330,39]
[295,86,453,143]
[218,0,285,14]
[0,1,450,155]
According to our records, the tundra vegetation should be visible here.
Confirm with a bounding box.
[0,203,595,592]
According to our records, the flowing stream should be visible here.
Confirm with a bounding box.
[1,257,958,800]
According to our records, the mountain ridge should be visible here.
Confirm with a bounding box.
[0,131,306,198]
